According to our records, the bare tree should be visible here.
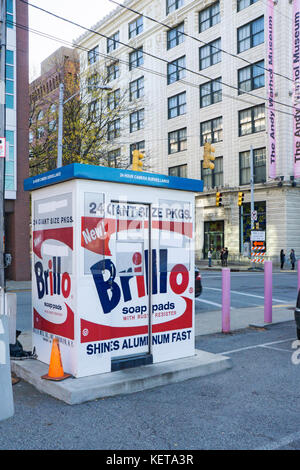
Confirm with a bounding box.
[29,61,144,175]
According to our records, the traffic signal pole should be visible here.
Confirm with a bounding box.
[250,145,255,230]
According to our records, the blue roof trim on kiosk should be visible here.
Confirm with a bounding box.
[24,163,203,192]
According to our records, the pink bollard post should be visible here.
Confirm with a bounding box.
[298,259,300,292]
[222,268,230,333]
[264,261,272,323]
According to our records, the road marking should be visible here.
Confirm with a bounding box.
[256,430,300,450]
[195,298,222,308]
[203,286,288,304]
[259,345,292,353]
[220,338,295,355]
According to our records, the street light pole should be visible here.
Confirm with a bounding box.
[57,82,64,168]
[56,83,112,169]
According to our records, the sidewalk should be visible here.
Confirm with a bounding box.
[196,259,299,273]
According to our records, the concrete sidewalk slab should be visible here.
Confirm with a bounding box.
[11,350,232,405]
[194,305,295,336]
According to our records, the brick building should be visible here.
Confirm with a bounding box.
[75,0,299,265]
[29,47,79,174]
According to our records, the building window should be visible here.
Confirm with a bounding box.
[129,16,143,39]
[168,164,187,178]
[168,128,187,154]
[238,60,264,94]
[107,148,121,167]
[201,156,223,189]
[6,0,13,29]
[37,110,44,121]
[130,109,144,132]
[87,73,100,92]
[166,0,184,15]
[5,130,14,191]
[107,89,120,111]
[129,76,144,101]
[167,23,185,50]
[168,91,186,119]
[241,201,266,250]
[200,117,223,145]
[107,119,120,141]
[199,2,220,32]
[107,31,120,53]
[239,104,265,136]
[48,120,57,133]
[88,100,99,120]
[87,46,99,65]
[199,38,221,70]
[5,50,14,109]
[167,56,186,84]
[129,47,144,70]
[237,16,264,53]
[237,0,259,12]
[239,147,266,185]
[200,77,222,108]
[130,141,145,162]
[107,62,120,82]
[37,127,45,139]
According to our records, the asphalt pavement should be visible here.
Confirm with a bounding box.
[2,268,300,450]
[2,321,300,450]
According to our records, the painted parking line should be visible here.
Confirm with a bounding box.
[203,286,289,304]
[195,298,222,308]
[220,337,295,355]
[256,430,300,450]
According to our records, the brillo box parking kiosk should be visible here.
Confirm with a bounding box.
[24,164,203,378]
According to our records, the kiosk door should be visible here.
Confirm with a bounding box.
[110,201,152,370]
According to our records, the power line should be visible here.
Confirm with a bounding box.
[108,0,294,85]
[20,0,296,114]
[15,18,294,119]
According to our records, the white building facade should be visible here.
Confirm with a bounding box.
[75,0,299,265]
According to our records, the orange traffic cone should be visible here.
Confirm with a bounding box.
[41,338,72,381]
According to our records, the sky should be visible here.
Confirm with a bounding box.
[28,0,116,80]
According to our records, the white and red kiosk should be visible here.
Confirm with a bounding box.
[24,164,203,378]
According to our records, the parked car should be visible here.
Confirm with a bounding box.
[295,289,300,339]
[195,268,202,297]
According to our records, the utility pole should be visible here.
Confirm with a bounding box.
[0,0,7,300]
[250,145,255,269]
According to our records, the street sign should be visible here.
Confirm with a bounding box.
[251,210,257,221]
[253,241,264,247]
[0,138,6,158]
[251,230,265,241]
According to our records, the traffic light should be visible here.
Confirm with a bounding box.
[203,142,215,170]
[238,191,244,206]
[132,149,144,171]
[216,192,222,207]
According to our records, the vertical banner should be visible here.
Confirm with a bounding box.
[267,0,276,178]
[293,0,300,178]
